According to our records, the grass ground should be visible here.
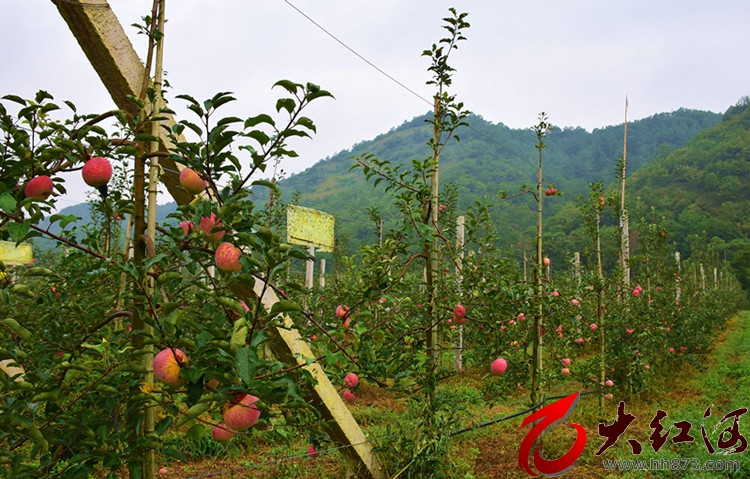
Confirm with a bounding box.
[150,312,750,478]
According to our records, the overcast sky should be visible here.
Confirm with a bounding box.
[2,1,749,209]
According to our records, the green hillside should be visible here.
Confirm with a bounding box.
[278,108,722,251]
[628,98,750,290]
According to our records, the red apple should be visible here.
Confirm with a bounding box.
[336,305,349,319]
[215,242,242,273]
[198,213,225,242]
[575,338,584,345]
[605,380,614,387]
[307,445,318,457]
[439,204,446,212]
[551,291,559,297]
[179,220,194,235]
[545,188,552,196]
[561,368,570,375]
[211,423,234,442]
[543,257,551,267]
[604,393,613,400]
[491,357,507,375]
[223,394,261,431]
[644,365,650,370]
[561,358,571,366]
[516,312,525,321]
[590,323,597,331]
[669,347,675,353]
[453,304,466,318]
[179,167,207,195]
[24,175,54,199]
[572,299,580,307]
[153,348,187,388]
[82,157,112,187]
[344,373,359,388]
[343,389,356,402]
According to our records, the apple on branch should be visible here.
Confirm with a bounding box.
[24,175,54,199]
[222,393,261,431]
[215,242,242,273]
[153,348,187,388]
[179,167,207,195]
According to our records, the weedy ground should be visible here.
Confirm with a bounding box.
[108,313,750,479]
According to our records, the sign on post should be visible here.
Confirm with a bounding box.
[0,241,33,265]
[287,205,335,252]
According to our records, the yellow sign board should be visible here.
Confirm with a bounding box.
[287,205,335,252]
[0,241,33,265]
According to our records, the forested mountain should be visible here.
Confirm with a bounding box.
[37,103,750,290]
[278,108,722,252]
[627,98,750,290]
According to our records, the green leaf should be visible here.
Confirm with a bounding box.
[1,318,32,341]
[270,300,302,316]
[235,346,255,384]
[244,114,275,128]
[0,193,17,213]
[7,221,29,243]
[246,130,270,145]
[163,447,188,463]
[134,133,158,142]
[156,271,182,287]
[230,318,248,349]
[23,267,59,278]
[273,80,298,94]
[186,424,206,440]
[275,98,296,115]
[186,380,204,407]
[2,94,26,105]
[176,402,211,428]
[154,416,173,436]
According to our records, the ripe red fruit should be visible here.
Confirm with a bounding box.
[198,213,225,242]
[336,305,349,319]
[561,358,571,366]
[153,348,187,388]
[344,373,359,388]
[223,394,261,431]
[24,175,54,199]
[561,368,570,375]
[82,157,113,187]
[179,220,194,235]
[343,389,356,402]
[453,304,466,318]
[543,257,551,267]
[605,380,614,387]
[590,323,597,331]
[211,423,234,442]
[215,242,242,273]
[307,445,318,457]
[439,204,446,212]
[545,188,552,196]
[575,337,584,345]
[491,357,507,375]
[179,167,207,195]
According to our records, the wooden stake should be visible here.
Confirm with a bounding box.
[620,96,631,288]
[454,215,465,372]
